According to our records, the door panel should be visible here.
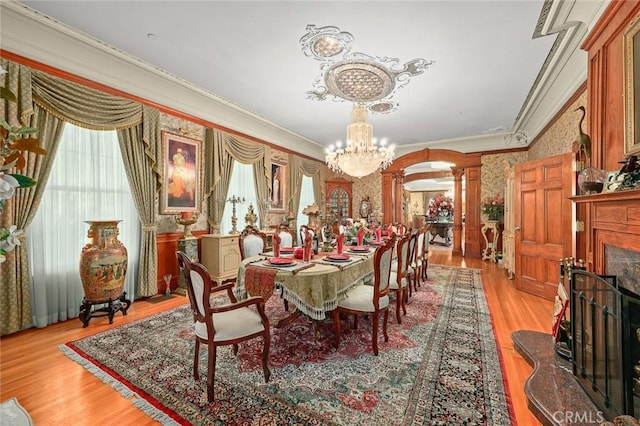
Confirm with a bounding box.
[515,152,574,300]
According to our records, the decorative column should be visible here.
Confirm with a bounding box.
[175,213,199,295]
[451,167,464,255]
[394,172,404,224]
[381,172,394,225]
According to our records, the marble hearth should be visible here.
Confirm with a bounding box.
[512,330,603,425]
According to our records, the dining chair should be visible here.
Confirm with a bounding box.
[176,251,271,402]
[238,225,267,260]
[421,224,431,281]
[389,233,410,323]
[321,224,334,242]
[412,228,426,293]
[276,224,295,247]
[404,230,418,296]
[332,233,396,355]
[299,224,315,245]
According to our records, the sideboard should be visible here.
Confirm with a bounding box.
[201,234,241,282]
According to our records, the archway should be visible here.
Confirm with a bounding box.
[381,148,482,257]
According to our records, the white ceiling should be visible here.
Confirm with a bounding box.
[2,1,609,189]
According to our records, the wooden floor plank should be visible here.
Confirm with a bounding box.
[0,249,552,425]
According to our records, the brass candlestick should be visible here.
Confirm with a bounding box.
[245,203,258,227]
[227,195,245,234]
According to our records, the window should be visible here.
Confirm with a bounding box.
[27,124,140,327]
[296,175,315,230]
[220,162,258,234]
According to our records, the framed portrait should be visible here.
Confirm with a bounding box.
[161,131,202,214]
[270,160,286,212]
[624,16,640,155]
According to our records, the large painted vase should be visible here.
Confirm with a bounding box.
[79,220,128,303]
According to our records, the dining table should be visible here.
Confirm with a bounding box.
[235,245,378,327]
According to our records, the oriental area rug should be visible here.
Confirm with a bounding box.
[59,265,513,425]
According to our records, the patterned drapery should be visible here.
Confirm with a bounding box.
[0,59,161,335]
[204,128,269,233]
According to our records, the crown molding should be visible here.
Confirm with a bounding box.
[0,1,326,160]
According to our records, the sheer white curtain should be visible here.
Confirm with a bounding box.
[296,175,315,229]
[220,162,258,235]
[27,124,140,327]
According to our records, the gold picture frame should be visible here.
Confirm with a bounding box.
[624,15,640,155]
[161,131,202,214]
[270,160,286,213]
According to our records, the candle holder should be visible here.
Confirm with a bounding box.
[227,195,245,234]
[175,213,198,238]
[245,203,258,227]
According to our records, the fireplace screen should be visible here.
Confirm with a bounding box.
[570,269,639,419]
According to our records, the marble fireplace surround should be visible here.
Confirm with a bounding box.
[514,189,640,424]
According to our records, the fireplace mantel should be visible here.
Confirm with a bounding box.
[571,188,640,204]
[570,188,640,275]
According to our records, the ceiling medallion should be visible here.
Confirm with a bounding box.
[300,25,354,60]
[504,130,529,146]
[300,24,433,114]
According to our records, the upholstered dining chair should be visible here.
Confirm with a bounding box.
[389,233,410,324]
[411,228,426,293]
[299,224,315,246]
[175,251,271,402]
[276,224,295,247]
[238,225,267,260]
[332,233,397,356]
[405,230,418,297]
[421,224,431,282]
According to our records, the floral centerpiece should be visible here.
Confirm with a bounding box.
[345,221,372,245]
[481,193,504,221]
[0,67,47,263]
[427,193,454,221]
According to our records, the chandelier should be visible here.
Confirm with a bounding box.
[300,24,432,178]
[325,104,395,178]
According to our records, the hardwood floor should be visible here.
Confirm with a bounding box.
[0,248,552,425]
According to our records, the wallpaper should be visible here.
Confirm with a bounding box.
[478,87,587,222]
[481,152,528,202]
[353,171,383,222]
[528,89,587,161]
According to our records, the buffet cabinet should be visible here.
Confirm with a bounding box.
[201,234,241,281]
[326,179,352,223]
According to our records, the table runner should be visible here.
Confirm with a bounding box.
[244,266,278,301]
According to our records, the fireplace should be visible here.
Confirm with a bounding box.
[569,253,640,418]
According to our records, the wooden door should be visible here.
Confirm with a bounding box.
[514,152,574,300]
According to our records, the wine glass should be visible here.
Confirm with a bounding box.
[163,274,172,295]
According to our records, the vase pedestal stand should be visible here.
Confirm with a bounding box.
[481,221,501,262]
[79,292,131,328]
